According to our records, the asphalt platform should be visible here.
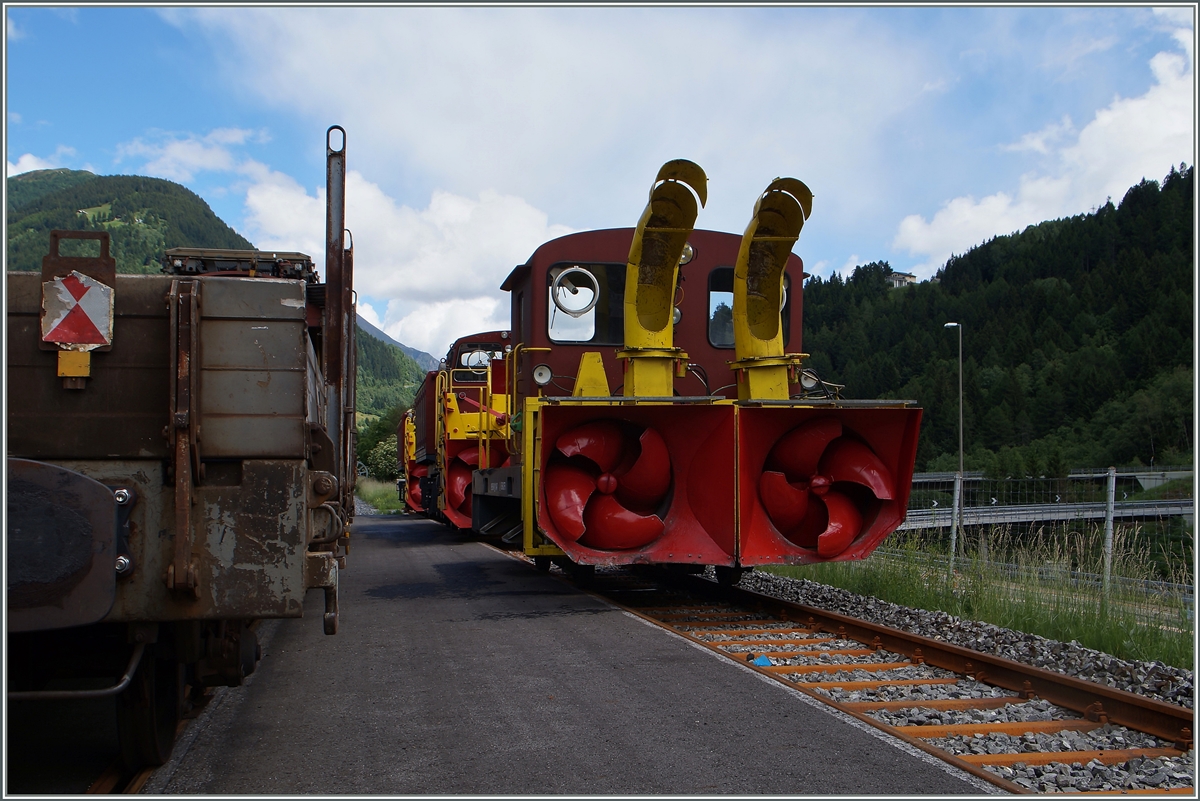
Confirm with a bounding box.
[144,514,997,795]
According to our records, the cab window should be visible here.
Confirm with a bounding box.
[707,267,791,348]
[452,343,505,382]
[547,263,625,345]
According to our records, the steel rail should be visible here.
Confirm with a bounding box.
[497,549,1193,794]
[688,577,1194,747]
[582,572,1030,794]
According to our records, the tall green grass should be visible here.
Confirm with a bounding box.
[355,477,407,514]
[767,525,1194,669]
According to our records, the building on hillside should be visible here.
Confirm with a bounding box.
[887,271,917,288]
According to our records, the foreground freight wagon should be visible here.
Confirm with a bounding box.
[404,161,921,580]
[6,127,356,769]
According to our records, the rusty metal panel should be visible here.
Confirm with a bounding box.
[55,459,310,621]
[200,319,306,370]
[197,276,307,320]
[306,335,326,426]
[200,370,307,415]
[6,459,117,632]
[201,417,306,457]
[7,273,172,460]
[191,460,308,618]
[197,282,308,459]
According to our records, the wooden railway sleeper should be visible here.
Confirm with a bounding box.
[706,580,1195,746]
[654,575,1193,792]
[523,559,1193,794]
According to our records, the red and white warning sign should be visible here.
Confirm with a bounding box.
[41,270,114,349]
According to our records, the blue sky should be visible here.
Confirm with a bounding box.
[6,6,1195,356]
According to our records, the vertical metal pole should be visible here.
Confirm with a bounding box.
[957,324,963,481]
[1103,465,1116,613]
[950,470,961,574]
[955,324,963,568]
[325,126,346,386]
[325,126,347,534]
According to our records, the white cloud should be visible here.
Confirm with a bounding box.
[160,8,932,234]
[357,301,383,330]
[1152,7,1194,28]
[240,167,573,355]
[109,120,571,355]
[117,128,265,182]
[386,297,510,359]
[8,111,21,124]
[893,29,1193,278]
[1001,115,1074,155]
[7,15,24,40]
[6,145,77,176]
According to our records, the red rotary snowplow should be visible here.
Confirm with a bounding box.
[416,160,921,574]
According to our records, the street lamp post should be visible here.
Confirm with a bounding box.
[944,322,963,571]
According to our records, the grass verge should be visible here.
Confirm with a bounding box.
[355,477,406,514]
[765,526,1193,670]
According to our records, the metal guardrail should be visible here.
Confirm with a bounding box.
[899,499,1195,530]
[912,467,1194,483]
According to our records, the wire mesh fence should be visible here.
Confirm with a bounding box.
[892,468,1194,637]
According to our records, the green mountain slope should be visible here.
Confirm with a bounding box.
[7,168,98,211]
[802,164,1193,475]
[355,324,426,470]
[7,172,253,273]
[356,324,426,418]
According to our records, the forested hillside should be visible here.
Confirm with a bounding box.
[6,168,97,209]
[7,170,253,273]
[802,164,1193,475]
[355,325,426,475]
[356,324,425,418]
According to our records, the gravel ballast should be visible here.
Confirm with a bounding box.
[733,570,1194,710]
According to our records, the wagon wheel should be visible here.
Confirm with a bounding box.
[116,646,183,770]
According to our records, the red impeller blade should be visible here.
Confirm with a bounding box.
[457,448,480,467]
[759,471,809,534]
[770,417,842,481]
[545,463,597,542]
[819,438,895,500]
[579,494,664,550]
[791,495,828,548]
[556,420,626,472]
[616,427,671,511]
[447,461,472,511]
[411,464,429,477]
[816,490,863,558]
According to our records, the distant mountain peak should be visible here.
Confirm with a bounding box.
[357,317,438,371]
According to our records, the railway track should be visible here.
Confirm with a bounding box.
[509,554,1194,794]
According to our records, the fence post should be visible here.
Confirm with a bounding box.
[1102,466,1115,616]
[950,470,962,575]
